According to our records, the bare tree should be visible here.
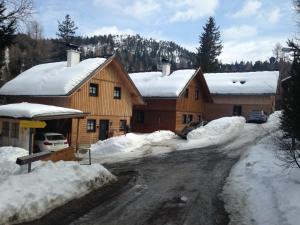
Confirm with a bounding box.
[3,0,33,23]
[26,20,43,40]
[273,43,283,61]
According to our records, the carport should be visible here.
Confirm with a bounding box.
[0,102,88,161]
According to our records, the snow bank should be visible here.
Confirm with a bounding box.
[91,130,176,156]
[0,147,28,183]
[179,117,246,149]
[0,148,116,224]
[222,130,300,225]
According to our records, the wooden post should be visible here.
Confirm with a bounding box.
[28,128,33,173]
[76,118,80,153]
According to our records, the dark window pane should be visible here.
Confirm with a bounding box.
[89,83,98,96]
[114,87,121,99]
[87,119,96,132]
[136,110,144,124]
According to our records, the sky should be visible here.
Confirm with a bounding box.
[33,0,298,63]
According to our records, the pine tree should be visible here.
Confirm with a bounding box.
[0,1,17,55]
[280,40,300,167]
[196,17,222,72]
[56,14,78,44]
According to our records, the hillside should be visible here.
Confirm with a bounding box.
[76,34,196,72]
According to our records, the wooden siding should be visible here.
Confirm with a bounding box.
[205,95,276,121]
[70,63,133,117]
[71,116,130,146]
[7,96,71,108]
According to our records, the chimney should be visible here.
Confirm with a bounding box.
[162,59,171,76]
[67,49,80,67]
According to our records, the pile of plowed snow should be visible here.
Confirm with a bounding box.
[179,117,246,149]
[91,130,176,155]
[0,147,115,224]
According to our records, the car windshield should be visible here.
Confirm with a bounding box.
[46,135,65,141]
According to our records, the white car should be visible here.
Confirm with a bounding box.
[34,132,69,152]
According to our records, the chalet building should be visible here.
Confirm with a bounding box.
[0,50,144,146]
[204,71,280,120]
[129,62,212,133]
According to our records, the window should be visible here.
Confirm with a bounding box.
[184,88,189,98]
[114,87,121,99]
[233,105,242,116]
[182,114,187,124]
[188,115,193,123]
[2,121,9,137]
[11,123,19,138]
[136,110,144,124]
[195,90,200,100]
[119,120,127,131]
[87,119,96,132]
[89,83,98,96]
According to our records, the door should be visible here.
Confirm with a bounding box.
[99,120,109,140]
[233,105,242,116]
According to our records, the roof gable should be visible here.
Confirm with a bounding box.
[204,71,279,95]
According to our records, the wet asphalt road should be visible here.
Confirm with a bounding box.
[20,147,240,225]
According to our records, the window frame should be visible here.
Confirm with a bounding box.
[136,110,144,124]
[87,119,96,132]
[195,89,200,100]
[114,87,122,99]
[184,88,189,98]
[89,83,99,97]
[119,120,127,131]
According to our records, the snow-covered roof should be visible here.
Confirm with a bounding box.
[0,58,107,96]
[0,102,83,119]
[204,71,279,95]
[129,69,197,97]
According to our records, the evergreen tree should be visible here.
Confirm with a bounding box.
[281,41,300,150]
[0,1,17,57]
[56,14,78,44]
[196,17,222,72]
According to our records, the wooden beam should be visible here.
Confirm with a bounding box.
[76,118,80,153]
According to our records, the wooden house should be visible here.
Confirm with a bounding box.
[129,63,212,133]
[204,71,280,120]
[0,50,144,146]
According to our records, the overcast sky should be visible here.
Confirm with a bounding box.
[34,0,297,63]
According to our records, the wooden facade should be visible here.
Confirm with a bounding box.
[5,56,144,147]
[205,94,276,121]
[132,69,212,133]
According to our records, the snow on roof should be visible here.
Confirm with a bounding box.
[0,58,107,96]
[129,69,196,97]
[0,102,83,119]
[204,71,279,95]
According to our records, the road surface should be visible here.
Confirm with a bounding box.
[20,146,241,225]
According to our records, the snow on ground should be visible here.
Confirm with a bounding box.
[179,117,246,150]
[0,147,116,224]
[222,131,300,225]
[89,131,178,163]
[83,112,281,164]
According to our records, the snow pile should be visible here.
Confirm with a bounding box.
[0,58,107,96]
[179,117,246,149]
[129,69,197,97]
[0,148,116,224]
[0,147,28,183]
[91,130,176,156]
[222,132,300,225]
[204,71,279,94]
[0,102,83,119]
